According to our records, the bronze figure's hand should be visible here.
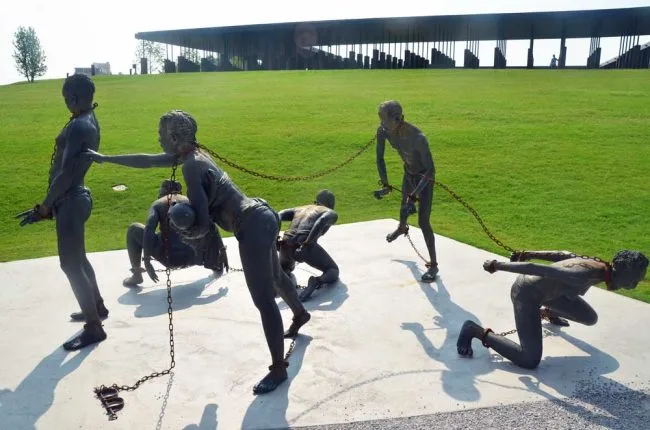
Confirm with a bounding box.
[16,205,50,226]
[483,260,498,274]
[217,247,229,273]
[373,184,391,200]
[144,259,158,283]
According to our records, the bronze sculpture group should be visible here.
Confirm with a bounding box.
[17,75,649,397]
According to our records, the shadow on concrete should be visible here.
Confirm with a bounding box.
[394,258,495,402]
[290,368,444,426]
[0,344,97,430]
[493,328,644,428]
[278,281,349,313]
[240,335,313,430]
[183,403,219,430]
[118,277,228,318]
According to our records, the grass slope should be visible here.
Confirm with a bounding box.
[0,69,648,301]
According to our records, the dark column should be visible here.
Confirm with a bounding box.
[559,37,567,68]
[371,49,378,68]
[494,40,506,68]
[587,37,601,69]
[357,53,363,68]
[527,38,534,68]
[140,57,148,75]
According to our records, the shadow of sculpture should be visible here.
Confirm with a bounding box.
[394,258,495,402]
[118,276,228,318]
[183,403,219,430]
[0,345,97,430]
[240,335,313,430]
[492,327,647,428]
[278,281,349,313]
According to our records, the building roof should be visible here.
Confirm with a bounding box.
[135,7,650,52]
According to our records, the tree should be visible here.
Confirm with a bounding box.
[134,40,164,74]
[12,26,47,83]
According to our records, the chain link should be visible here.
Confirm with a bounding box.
[433,181,517,254]
[384,178,518,264]
[195,136,375,182]
[285,338,297,361]
[405,230,430,266]
[94,164,179,418]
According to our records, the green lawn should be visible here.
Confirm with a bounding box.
[1,69,648,302]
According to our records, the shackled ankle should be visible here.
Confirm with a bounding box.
[481,328,494,348]
[269,360,289,371]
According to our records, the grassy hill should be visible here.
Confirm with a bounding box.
[1,69,648,301]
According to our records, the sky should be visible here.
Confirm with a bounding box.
[1,0,649,85]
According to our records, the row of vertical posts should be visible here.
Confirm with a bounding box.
[587,37,601,69]
[616,34,642,68]
[494,40,507,68]
[464,39,479,68]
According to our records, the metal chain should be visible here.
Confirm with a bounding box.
[434,180,517,254]
[195,136,376,182]
[93,164,178,419]
[496,309,557,337]
[285,338,297,360]
[405,230,430,266]
[383,178,518,264]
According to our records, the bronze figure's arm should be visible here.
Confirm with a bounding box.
[42,121,91,208]
[510,250,577,262]
[483,260,592,286]
[180,160,212,239]
[83,149,178,169]
[278,208,296,222]
[304,210,338,246]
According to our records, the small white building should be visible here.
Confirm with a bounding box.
[73,62,112,76]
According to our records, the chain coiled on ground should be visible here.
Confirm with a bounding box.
[93,164,179,420]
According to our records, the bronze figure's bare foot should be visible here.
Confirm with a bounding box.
[284,311,311,338]
[253,361,289,395]
[298,276,321,302]
[457,320,482,357]
[421,264,439,282]
[541,308,570,327]
[386,224,409,243]
[123,268,144,287]
[63,322,107,351]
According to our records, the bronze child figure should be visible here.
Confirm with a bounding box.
[17,74,108,351]
[277,189,340,302]
[456,250,648,369]
[374,100,439,282]
[83,110,311,394]
[121,179,227,288]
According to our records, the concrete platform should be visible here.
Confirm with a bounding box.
[1,219,649,430]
